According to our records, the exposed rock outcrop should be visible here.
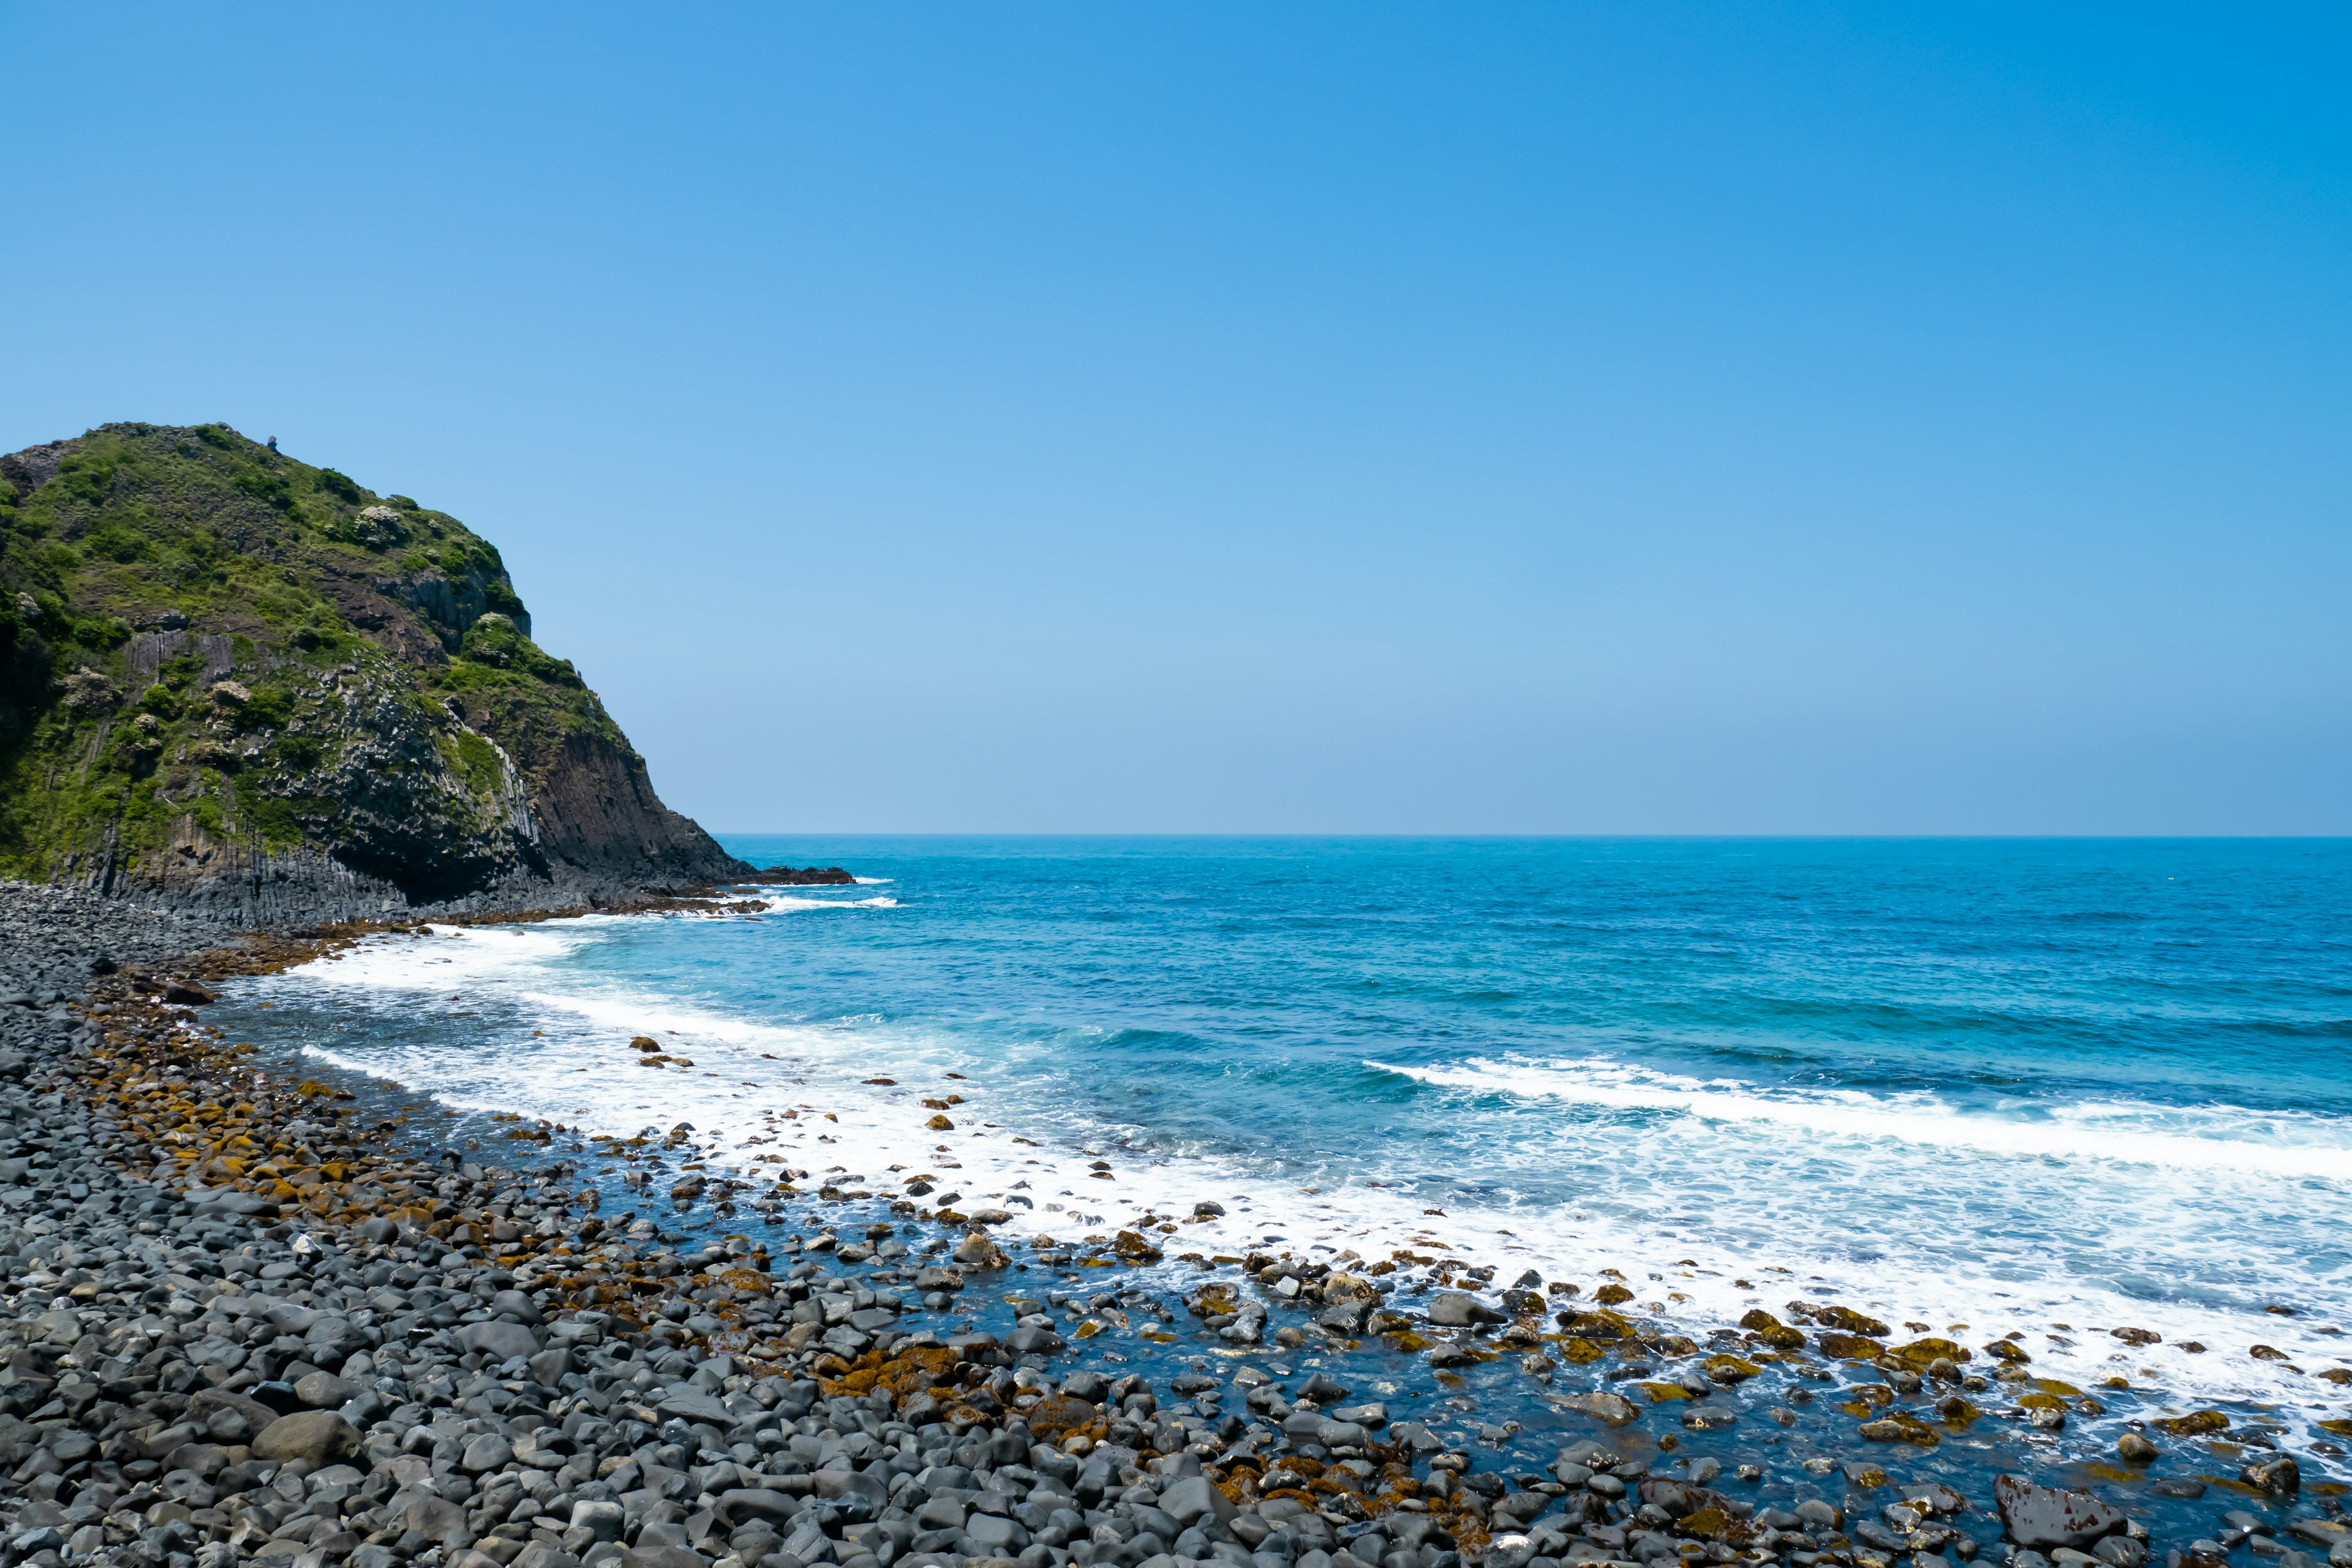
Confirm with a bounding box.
[0,421,752,917]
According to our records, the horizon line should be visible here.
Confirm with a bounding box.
[709,830,2352,842]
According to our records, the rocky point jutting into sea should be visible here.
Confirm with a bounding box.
[1,426,2348,1568]
[0,422,848,922]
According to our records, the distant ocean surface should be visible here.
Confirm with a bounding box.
[221,837,2352,1423]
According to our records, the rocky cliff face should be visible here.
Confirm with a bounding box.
[0,421,750,917]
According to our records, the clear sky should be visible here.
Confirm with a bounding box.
[5,4,2346,834]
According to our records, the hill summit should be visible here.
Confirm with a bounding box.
[0,421,778,917]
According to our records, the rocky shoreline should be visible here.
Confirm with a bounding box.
[2,885,2348,1568]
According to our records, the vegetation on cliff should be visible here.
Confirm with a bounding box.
[0,421,744,905]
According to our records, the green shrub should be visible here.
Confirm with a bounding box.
[56,453,118,505]
[83,525,148,563]
[315,468,361,503]
[71,616,130,649]
[453,730,503,797]
[138,684,178,718]
[483,576,527,616]
[238,687,293,729]
[275,733,323,769]
[233,467,295,511]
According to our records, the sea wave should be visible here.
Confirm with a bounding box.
[1366,1055,2352,1182]
[222,904,2352,1428]
[755,894,899,911]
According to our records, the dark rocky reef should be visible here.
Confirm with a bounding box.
[733,864,856,888]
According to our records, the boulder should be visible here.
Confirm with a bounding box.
[570,1501,627,1542]
[489,1288,545,1325]
[2244,1457,2301,1497]
[964,1514,1030,1555]
[1556,1390,1639,1427]
[1640,1480,1717,1519]
[715,1489,803,1528]
[253,1410,363,1468]
[954,1232,1011,1270]
[461,1433,513,1473]
[456,1319,541,1363]
[655,1384,736,1428]
[1991,1476,2125,1551]
[1428,1292,1504,1327]
[624,1546,705,1568]
[310,1313,369,1361]
[184,1188,278,1218]
[293,1371,360,1409]
[398,1493,469,1544]
[186,1389,282,1436]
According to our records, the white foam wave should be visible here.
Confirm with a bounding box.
[1370,1056,2352,1183]
[232,919,2352,1447]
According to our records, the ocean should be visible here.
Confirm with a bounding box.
[208,835,2352,1471]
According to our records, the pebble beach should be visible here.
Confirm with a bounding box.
[4,878,2352,1568]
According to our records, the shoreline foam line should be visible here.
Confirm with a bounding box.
[1367,1057,2352,1181]
[217,913,2352,1445]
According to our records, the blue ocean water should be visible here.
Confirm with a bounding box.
[218,837,2352,1434]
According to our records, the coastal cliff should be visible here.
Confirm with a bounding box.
[0,421,782,917]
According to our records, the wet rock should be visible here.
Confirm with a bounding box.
[1817,1331,1887,1360]
[2243,1457,2301,1496]
[954,1231,1011,1269]
[1428,1292,1504,1327]
[1992,1475,2126,1552]
[2153,1410,2229,1437]
[1738,1308,1808,1350]
[1556,1391,1640,1426]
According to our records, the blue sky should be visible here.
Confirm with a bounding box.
[5,4,2346,832]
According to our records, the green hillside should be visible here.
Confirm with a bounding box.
[0,422,743,908]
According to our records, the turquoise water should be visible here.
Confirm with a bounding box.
[221,837,2352,1447]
